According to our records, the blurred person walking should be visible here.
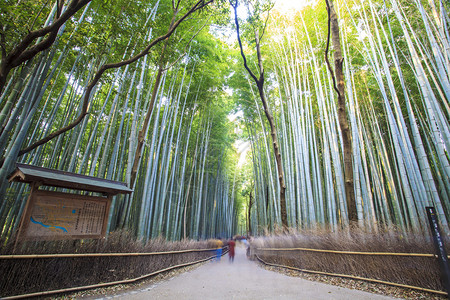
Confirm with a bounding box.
[215,239,223,261]
[242,237,250,258]
[228,238,236,262]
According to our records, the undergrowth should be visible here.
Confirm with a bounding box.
[250,228,448,292]
[0,230,216,297]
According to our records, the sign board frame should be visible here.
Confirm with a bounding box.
[17,187,111,241]
[8,163,132,243]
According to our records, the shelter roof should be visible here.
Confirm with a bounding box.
[8,163,132,195]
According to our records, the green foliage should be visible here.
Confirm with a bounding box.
[0,0,53,54]
[2,0,448,240]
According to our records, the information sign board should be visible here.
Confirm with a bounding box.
[20,190,110,240]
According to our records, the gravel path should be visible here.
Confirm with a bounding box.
[90,246,396,300]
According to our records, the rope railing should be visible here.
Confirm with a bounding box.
[0,248,218,259]
[256,247,445,258]
[255,254,447,296]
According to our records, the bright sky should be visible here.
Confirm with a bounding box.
[273,0,315,15]
[233,0,314,23]
[216,0,314,46]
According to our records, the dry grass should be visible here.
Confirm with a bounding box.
[0,231,216,297]
[250,228,448,292]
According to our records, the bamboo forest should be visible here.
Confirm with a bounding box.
[0,0,449,243]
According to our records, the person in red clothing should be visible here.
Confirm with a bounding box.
[228,238,236,263]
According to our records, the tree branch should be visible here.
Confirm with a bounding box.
[56,0,63,19]
[0,0,92,96]
[29,0,51,33]
[254,28,264,86]
[259,2,273,41]
[7,0,91,68]
[163,15,211,71]
[230,0,260,85]
[14,0,214,159]
[231,0,287,229]
[0,30,6,61]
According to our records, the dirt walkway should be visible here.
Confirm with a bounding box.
[92,245,396,299]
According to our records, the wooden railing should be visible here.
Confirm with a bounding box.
[254,247,447,296]
[1,247,227,299]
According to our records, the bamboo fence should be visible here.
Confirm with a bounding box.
[1,247,229,299]
[255,254,447,296]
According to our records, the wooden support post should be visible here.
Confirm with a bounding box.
[13,182,40,253]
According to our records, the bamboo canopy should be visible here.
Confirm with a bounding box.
[0,0,448,240]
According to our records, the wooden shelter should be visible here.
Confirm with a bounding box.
[8,163,132,241]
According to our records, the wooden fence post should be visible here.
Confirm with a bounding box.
[426,206,450,297]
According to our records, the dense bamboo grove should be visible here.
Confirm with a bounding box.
[0,0,449,243]
[0,0,238,242]
[238,0,450,235]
